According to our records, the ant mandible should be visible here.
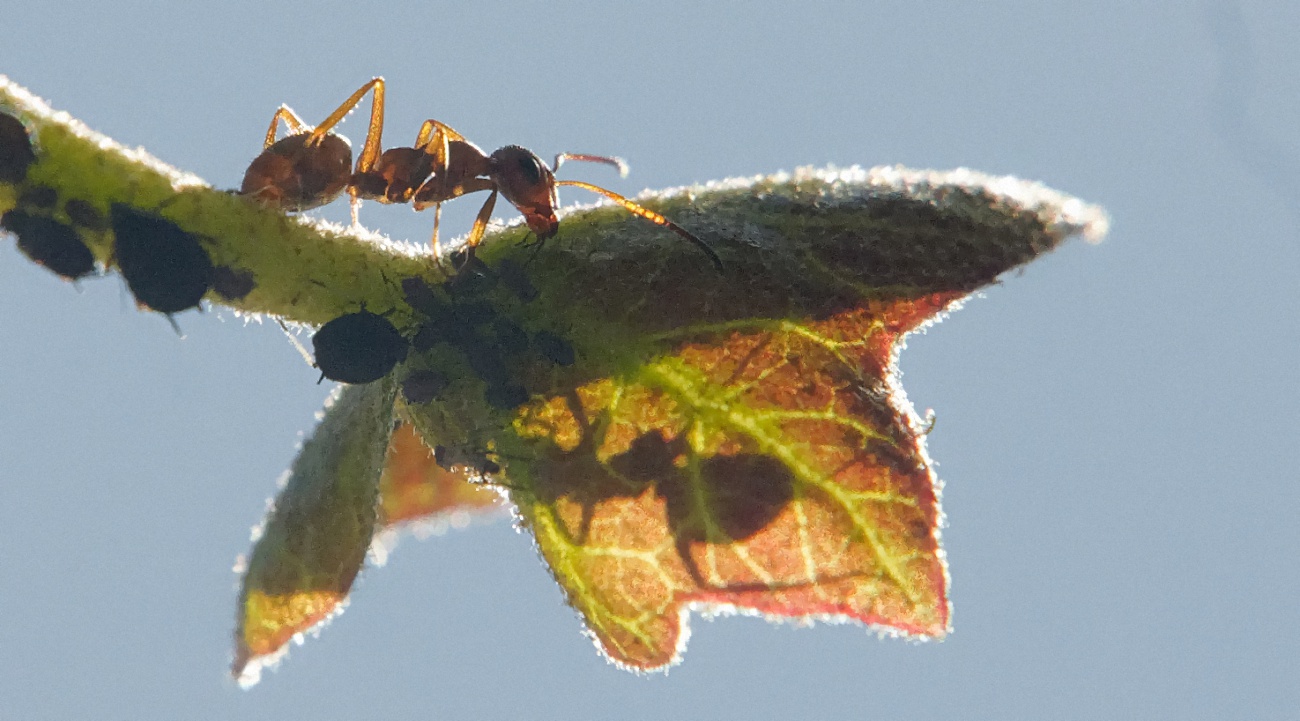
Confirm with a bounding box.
[239,78,723,271]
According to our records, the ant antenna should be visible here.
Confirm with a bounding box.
[554,153,628,178]
[557,180,723,272]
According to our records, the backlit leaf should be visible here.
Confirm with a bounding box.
[377,421,504,532]
[404,167,1106,669]
[233,376,398,686]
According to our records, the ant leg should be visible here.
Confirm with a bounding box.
[557,180,723,272]
[262,106,310,149]
[415,177,496,247]
[428,204,457,277]
[465,187,500,252]
[413,119,478,184]
[307,77,386,165]
[553,153,628,178]
[431,203,443,258]
[349,194,362,228]
[414,118,469,150]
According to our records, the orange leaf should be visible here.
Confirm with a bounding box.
[505,294,955,668]
[377,422,504,532]
[405,167,1105,669]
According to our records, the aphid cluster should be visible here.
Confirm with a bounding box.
[400,258,574,410]
[1,112,97,281]
[309,255,572,411]
[238,78,722,269]
[10,82,630,397]
[3,111,240,328]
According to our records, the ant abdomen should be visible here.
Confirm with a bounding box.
[240,133,353,212]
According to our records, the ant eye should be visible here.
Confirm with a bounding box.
[515,154,543,184]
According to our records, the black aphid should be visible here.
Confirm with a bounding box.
[0,112,36,184]
[401,369,449,404]
[433,445,501,476]
[401,276,444,316]
[312,308,409,384]
[412,301,496,352]
[533,330,576,367]
[451,301,496,327]
[212,266,256,301]
[110,204,213,314]
[459,337,510,388]
[445,255,497,299]
[484,383,530,411]
[492,318,530,357]
[64,199,108,230]
[413,307,472,350]
[411,323,442,353]
[495,258,538,302]
[1,210,95,280]
[18,185,57,208]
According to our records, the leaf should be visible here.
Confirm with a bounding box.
[3,75,1108,675]
[404,167,1107,669]
[233,376,398,687]
[376,421,504,532]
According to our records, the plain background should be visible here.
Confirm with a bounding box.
[2,2,1297,719]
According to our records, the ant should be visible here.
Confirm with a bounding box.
[239,78,723,271]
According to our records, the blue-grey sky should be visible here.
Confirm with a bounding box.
[2,2,1296,719]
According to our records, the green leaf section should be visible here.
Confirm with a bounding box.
[233,375,398,686]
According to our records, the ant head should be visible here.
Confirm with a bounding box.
[490,145,560,238]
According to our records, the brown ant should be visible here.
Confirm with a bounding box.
[239,78,723,271]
